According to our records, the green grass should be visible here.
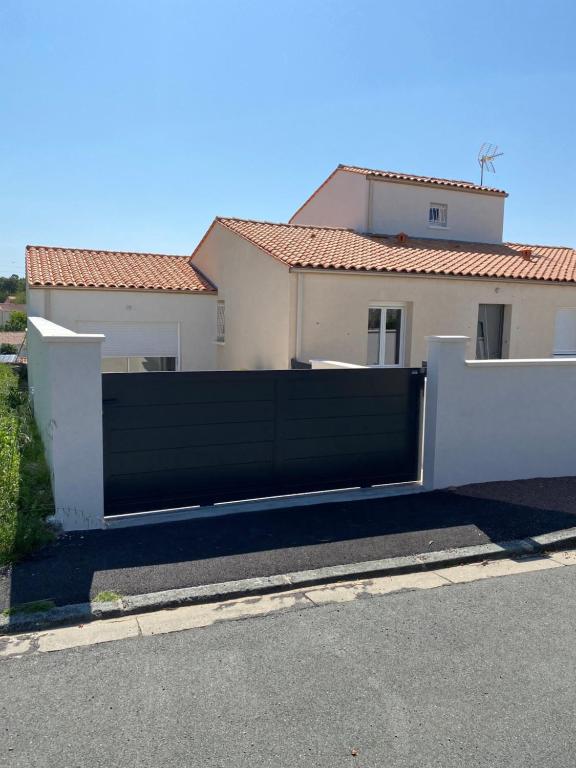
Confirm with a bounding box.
[0,365,54,566]
[93,591,122,603]
[1,599,56,617]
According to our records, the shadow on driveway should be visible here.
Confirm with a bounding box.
[2,477,576,614]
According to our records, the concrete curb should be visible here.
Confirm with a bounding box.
[3,527,576,635]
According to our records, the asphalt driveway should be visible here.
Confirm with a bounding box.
[2,476,576,611]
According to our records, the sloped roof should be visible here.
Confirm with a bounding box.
[215,218,576,284]
[0,303,25,312]
[340,165,507,196]
[26,245,216,293]
[0,331,25,346]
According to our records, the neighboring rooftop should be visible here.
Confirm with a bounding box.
[26,245,216,293]
[0,331,26,346]
[215,218,576,284]
[0,302,25,312]
[339,164,508,196]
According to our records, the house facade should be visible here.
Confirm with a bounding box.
[26,246,217,372]
[26,165,576,370]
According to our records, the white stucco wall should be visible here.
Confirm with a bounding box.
[289,169,369,231]
[27,286,216,371]
[295,270,576,367]
[369,180,505,243]
[192,223,292,370]
[290,169,505,243]
[424,336,576,489]
[28,317,105,531]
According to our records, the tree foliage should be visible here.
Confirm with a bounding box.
[0,275,25,304]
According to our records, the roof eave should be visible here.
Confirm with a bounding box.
[289,265,575,285]
[26,283,217,295]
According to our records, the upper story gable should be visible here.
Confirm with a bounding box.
[290,164,508,244]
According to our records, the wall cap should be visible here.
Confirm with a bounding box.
[309,359,367,369]
[29,316,104,344]
[466,358,576,368]
[425,335,470,343]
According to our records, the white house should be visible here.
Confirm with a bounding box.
[26,245,217,372]
[26,164,576,370]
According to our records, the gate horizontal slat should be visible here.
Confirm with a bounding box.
[278,413,407,440]
[107,421,275,452]
[102,368,424,515]
[103,401,275,429]
[103,371,276,405]
[278,431,410,461]
[108,441,275,474]
[281,395,408,419]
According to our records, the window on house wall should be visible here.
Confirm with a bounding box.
[101,356,177,373]
[554,309,576,356]
[367,306,405,366]
[476,305,505,359]
[216,300,225,343]
[429,203,448,228]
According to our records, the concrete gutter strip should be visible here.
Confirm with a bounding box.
[2,529,576,636]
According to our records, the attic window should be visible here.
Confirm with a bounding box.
[429,203,448,228]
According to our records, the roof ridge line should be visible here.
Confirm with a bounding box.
[216,216,351,232]
[367,234,574,252]
[25,245,191,260]
[340,164,476,186]
[339,164,507,195]
[504,240,575,251]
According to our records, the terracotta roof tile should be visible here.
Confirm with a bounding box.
[0,303,25,312]
[0,332,25,346]
[340,164,507,196]
[216,218,576,284]
[26,245,216,293]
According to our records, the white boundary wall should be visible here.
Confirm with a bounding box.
[28,317,105,531]
[310,359,367,369]
[423,336,576,489]
[26,324,576,531]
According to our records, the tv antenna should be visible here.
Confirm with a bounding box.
[478,143,503,186]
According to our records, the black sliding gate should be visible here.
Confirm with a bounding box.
[102,367,425,516]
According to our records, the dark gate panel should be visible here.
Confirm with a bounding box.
[102,368,424,515]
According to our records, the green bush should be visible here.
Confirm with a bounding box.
[0,366,54,565]
[5,311,26,332]
[0,344,17,355]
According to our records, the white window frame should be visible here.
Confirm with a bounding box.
[367,304,406,367]
[428,202,448,229]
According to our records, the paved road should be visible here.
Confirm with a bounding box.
[3,476,576,610]
[2,564,576,766]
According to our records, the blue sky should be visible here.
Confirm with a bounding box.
[1,0,575,276]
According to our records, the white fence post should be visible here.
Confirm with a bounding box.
[422,336,469,491]
[28,317,105,531]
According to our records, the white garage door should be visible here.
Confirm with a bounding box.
[78,321,179,358]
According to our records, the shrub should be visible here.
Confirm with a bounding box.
[0,344,17,355]
[5,311,26,332]
[0,366,54,565]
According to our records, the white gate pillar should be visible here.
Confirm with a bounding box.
[28,317,105,531]
[422,335,470,491]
